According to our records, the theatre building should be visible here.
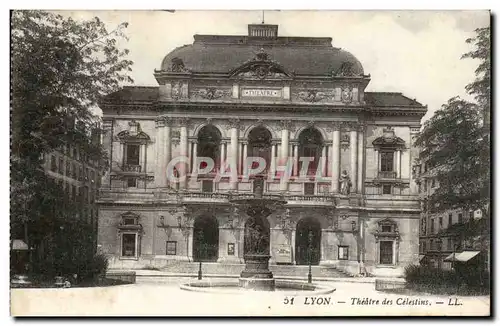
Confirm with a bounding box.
[97,23,427,277]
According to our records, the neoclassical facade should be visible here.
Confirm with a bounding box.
[97,24,427,277]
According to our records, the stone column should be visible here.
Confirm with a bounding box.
[279,121,291,191]
[155,119,165,186]
[292,142,299,177]
[228,119,239,190]
[357,125,365,193]
[191,140,198,174]
[179,118,189,190]
[321,145,327,177]
[350,126,358,193]
[395,150,401,178]
[102,120,113,187]
[242,141,248,177]
[330,123,341,193]
[220,141,226,172]
[270,142,277,174]
[164,120,172,187]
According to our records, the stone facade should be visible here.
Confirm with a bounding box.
[97,24,427,277]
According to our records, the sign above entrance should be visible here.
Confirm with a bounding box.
[241,88,282,98]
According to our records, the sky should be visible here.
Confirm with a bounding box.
[54,10,490,122]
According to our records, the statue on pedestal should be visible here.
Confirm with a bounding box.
[340,170,352,195]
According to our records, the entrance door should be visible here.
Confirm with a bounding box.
[379,241,394,265]
[295,217,321,265]
[193,216,219,262]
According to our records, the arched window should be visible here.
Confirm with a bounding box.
[298,127,324,176]
[248,126,272,173]
[197,125,222,172]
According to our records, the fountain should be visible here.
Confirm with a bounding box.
[179,177,336,294]
[231,179,286,291]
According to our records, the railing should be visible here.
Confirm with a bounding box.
[181,192,231,200]
[122,164,141,173]
[378,171,397,179]
[286,194,335,202]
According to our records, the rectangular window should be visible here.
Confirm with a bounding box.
[126,144,140,165]
[127,177,137,188]
[380,151,394,172]
[72,163,77,179]
[447,238,452,251]
[227,243,235,256]
[304,183,315,195]
[122,234,137,257]
[338,246,349,260]
[50,155,57,172]
[422,241,426,252]
[458,213,463,224]
[382,225,392,233]
[382,184,392,195]
[430,219,435,234]
[58,158,64,174]
[448,213,453,226]
[379,241,393,265]
[202,180,213,193]
[439,216,443,228]
[166,241,177,255]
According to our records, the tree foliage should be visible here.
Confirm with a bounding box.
[10,10,133,253]
[415,26,490,219]
[11,10,133,162]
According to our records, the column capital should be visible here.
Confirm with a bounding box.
[227,118,240,129]
[155,117,173,128]
[290,140,299,146]
[277,120,295,132]
[327,121,342,132]
[173,117,190,127]
[239,140,248,145]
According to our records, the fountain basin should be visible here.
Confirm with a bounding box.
[180,279,336,295]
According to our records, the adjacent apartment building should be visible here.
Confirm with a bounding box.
[414,155,485,270]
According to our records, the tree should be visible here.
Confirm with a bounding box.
[10,10,133,267]
[462,27,491,128]
[11,10,133,162]
[415,26,490,254]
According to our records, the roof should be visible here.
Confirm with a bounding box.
[160,35,364,76]
[365,92,423,107]
[101,87,425,109]
[102,86,159,103]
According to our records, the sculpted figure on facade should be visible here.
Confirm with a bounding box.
[340,170,352,195]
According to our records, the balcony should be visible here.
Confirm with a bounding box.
[378,171,397,179]
[122,164,142,173]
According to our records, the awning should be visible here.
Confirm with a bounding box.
[11,240,29,251]
[419,254,426,261]
[444,251,480,263]
[455,251,481,262]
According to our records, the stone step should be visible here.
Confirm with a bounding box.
[153,262,349,278]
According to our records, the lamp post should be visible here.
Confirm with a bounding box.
[308,230,313,284]
[197,230,204,280]
[436,238,442,272]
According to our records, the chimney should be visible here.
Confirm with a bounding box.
[248,24,278,38]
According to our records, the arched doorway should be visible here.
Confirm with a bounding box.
[244,215,270,255]
[248,126,272,174]
[298,127,324,176]
[295,217,321,265]
[197,125,222,172]
[193,215,219,262]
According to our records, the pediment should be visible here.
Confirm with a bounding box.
[117,120,151,143]
[230,48,293,80]
[372,127,405,149]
